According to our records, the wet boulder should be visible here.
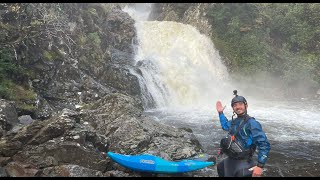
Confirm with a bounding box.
[104,9,136,54]
[98,65,142,97]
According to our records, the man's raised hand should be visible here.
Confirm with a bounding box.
[216,101,226,113]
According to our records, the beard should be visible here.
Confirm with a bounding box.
[235,109,246,116]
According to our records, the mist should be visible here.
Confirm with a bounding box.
[230,71,319,103]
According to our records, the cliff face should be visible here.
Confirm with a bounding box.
[150,3,214,38]
[1,3,142,119]
[0,3,205,177]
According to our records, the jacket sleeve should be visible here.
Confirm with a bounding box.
[219,112,231,131]
[248,119,271,166]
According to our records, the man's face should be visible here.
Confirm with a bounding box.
[232,102,247,115]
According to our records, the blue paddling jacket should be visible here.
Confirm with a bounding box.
[219,112,271,166]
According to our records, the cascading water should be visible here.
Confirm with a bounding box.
[134,21,232,109]
[123,4,320,177]
[125,4,233,109]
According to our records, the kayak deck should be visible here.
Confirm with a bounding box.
[107,151,214,174]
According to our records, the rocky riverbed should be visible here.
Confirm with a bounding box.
[0,93,206,177]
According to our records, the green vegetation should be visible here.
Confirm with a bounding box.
[88,32,101,45]
[0,47,36,111]
[207,3,320,90]
[0,48,19,99]
[43,50,59,61]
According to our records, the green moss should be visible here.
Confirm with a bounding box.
[10,83,37,101]
[0,78,37,110]
[0,21,15,31]
[26,69,37,80]
[82,103,94,110]
[30,19,43,26]
[0,47,27,99]
[0,82,10,99]
[78,34,87,46]
[17,103,36,112]
[88,32,101,45]
[88,7,98,17]
[43,50,59,61]
[101,4,117,13]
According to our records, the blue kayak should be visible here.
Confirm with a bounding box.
[107,152,214,174]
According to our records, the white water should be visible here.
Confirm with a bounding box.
[134,21,232,109]
[123,4,320,145]
[122,3,153,22]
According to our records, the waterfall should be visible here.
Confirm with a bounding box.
[135,21,233,109]
[123,4,234,110]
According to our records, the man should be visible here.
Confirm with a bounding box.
[216,90,270,177]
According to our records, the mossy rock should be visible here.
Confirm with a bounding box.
[16,102,36,116]
[0,82,37,116]
[43,50,59,62]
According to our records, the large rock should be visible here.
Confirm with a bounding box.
[37,165,104,177]
[18,115,34,125]
[83,93,202,161]
[0,109,76,157]
[150,3,214,37]
[5,161,38,177]
[97,9,140,97]
[0,99,18,137]
[181,3,213,37]
[98,65,142,97]
[1,109,108,175]
[11,139,108,172]
[104,9,136,54]
[104,170,133,177]
[81,93,143,133]
[31,59,112,113]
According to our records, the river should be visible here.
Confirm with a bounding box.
[144,98,320,177]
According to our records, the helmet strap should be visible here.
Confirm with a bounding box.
[231,111,236,121]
